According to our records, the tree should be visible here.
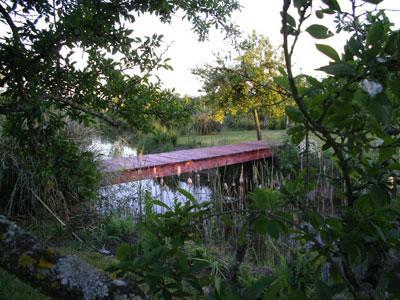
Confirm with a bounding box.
[193,32,289,141]
[0,0,240,130]
[0,0,240,215]
[272,0,400,298]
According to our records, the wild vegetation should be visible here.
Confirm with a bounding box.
[0,0,399,299]
[0,0,239,215]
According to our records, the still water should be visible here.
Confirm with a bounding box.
[90,138,214,217]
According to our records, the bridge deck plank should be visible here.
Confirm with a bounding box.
[100,141,279,185]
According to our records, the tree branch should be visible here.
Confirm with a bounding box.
[0,3,21,44]
[58,97,121,127]
[281,0,354,205]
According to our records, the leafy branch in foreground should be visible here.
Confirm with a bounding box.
[276,0,400,298]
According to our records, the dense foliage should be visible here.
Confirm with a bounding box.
[112,1,400,299]
[0,0,240,215]
[274,0,400,298]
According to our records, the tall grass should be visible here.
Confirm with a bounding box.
[98,139,342,268]
[0,121,101,217]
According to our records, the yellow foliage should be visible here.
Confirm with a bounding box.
[18,252,36,268]
[38,259,55,269]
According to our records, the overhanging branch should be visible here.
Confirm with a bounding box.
[57,98,121,127]
[0,3,22,44]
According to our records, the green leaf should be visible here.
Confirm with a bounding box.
[281,12,296,27]
[116,243,134,261]
[367,98,391,125]
[245,276,275,299]
[250,188,281,210]
[278,66,287,76]
[293,0,309,8]
[362,0,383,4]
[371,222,386,242]
[287,289,308,300]
[305,75,323,88]
[322,0,341,11]
[316,44,340,61]
[254,217,282,239]
[222,215,233,226]
[346,37,362,57]
[286,106,303,122]
[318,62,355,77]
[266,219,280,239]
[385,31,399,55]
[355,194,376,213]
[316,281,345,300]
[254,217,268,235]
[370,184,390,206]
[367,22,384,45]
[316,10,324,19]
[326,217,343,234]
[306,24,333,39]
[152,200,170,210]
[178,188,197,204]
[274,76,290,90]
[287,125,306,144]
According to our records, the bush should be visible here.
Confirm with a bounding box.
[191,112,222,135]
[224,115,256,131]
[110,192,214,298]
[267,117,287,130]
[137,128,178,154]
[104,215,135,238]
[275,141,300,176]
[0,131,100,217]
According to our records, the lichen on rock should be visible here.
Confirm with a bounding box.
[57,256,109,300]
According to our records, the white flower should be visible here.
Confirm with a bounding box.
[377,57,387,63]
[297,139,317,154]
[361,79,383,97]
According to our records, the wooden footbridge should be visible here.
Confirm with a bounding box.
[100,141,279,185]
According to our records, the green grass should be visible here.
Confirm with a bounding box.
[177,129,287,148]
[56,247,118,274]
[0,268,48,300]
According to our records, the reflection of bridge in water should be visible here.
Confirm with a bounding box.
[100,141,280,186]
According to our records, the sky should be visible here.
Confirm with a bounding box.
[132,0,400,96]
[0,1,398,97]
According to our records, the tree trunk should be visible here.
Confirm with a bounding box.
[0,215,146,300]
[253,109,262,141]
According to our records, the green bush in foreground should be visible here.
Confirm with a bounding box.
[0,132,100,216]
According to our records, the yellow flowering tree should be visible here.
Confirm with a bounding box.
[193,32,290,140]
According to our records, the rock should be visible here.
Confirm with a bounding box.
[0,215,146,299]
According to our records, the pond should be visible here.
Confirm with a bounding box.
[90,138,215,217]
[89,136,278,222]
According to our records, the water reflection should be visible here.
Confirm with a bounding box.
[91,138,213,217]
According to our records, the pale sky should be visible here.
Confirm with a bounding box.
[133,0,400,96]
[1,1,398,97]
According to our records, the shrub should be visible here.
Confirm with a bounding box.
[104,216,135,238]
[192,112,222,135]
[137,128,178,154]
[0,129,100,217]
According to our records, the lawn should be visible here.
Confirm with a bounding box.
[0,268,48,300]
[177,129,287,148]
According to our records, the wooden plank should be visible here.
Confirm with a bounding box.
[100,141,279,185]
